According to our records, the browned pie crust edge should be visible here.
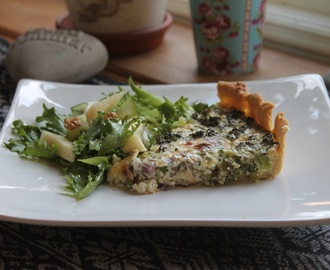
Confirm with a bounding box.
[217,81,289,177]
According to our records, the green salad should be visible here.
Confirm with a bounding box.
[4,78,205,200]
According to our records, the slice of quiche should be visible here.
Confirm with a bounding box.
[107,81,289,194]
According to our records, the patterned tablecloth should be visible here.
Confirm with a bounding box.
[1,36,330,270]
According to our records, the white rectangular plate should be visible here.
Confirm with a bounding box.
[0,74,329,227]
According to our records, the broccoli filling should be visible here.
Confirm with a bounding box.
[133,107,277,188]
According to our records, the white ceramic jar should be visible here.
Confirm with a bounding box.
[65,0,168,34]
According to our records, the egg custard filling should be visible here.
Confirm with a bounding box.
[108,104,286,194]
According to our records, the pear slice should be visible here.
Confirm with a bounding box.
[40,130,75,162]
[123,133,147,153]
[116,96,138,119]
[84,91,125,121]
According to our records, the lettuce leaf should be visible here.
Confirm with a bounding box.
[73,113,140,158]
[4,120,58,159]
[129,77,163,108]
[63,157,108,200]
[36,104,66,136]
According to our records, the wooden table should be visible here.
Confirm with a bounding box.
[0,0,329,84]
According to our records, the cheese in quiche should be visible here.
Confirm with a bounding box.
[107,81,289,194]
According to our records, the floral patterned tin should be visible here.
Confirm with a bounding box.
[189,0,266,75]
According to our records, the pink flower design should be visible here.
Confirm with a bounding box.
[215,60,231,75]
[198,3,212,17]
[194,1,237,41]
[200,14,231,40]
[216,14,231,29]
[202,57,218,73]
[260,0,266,13]
[201,21,222,40]
[252,0,267,28]
[193,1,242,74]
[228,31,239,37]
[214,46,229,60]
[200,45,237,75]
[253,51,261,67]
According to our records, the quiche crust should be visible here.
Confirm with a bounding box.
[217,81,289,178]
